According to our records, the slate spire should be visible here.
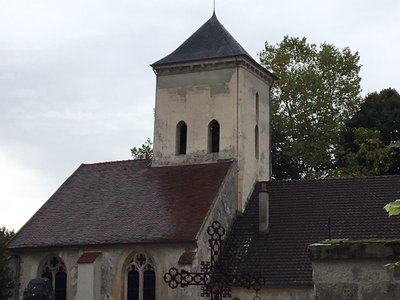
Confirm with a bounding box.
[152,13,252,67]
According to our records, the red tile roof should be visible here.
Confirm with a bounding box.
[77,252,102,264]
[224,176,400,285]
[178,251,196,265]
[9,160,232,249]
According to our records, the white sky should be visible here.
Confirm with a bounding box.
[1,0,399,231]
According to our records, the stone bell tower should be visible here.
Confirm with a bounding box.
[151,13,276,211]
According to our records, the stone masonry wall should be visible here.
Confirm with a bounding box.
[310,242,400,300]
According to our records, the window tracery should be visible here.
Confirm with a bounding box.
[127,253,156,300]
[40,256,67,300]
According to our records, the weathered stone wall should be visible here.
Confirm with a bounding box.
[152,58,272,212]
[231,285,314,300]
[195,161,236,266]
[152,63,239,167]
[12,242,197,300]
[310,242,400,300]
[237,66,271,211]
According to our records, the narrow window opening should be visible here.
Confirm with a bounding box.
[143,267,156,300]
[256,92,259,121]
[127,268,139,300]
[255,125,259,159]
[208,120,220,153]
[55,268,67,300]
[176,121,187,154]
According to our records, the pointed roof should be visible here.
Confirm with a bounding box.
[152,13,255,67]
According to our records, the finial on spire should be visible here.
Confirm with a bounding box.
[213,0,216,15]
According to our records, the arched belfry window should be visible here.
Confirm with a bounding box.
[208,120,220,153]
[126,253,155,300]
[256,92,259,121]
[255,125,259,159]
[40,256,67,300]
[176,121,187,155]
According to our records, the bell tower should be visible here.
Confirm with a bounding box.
[151,13,276,211]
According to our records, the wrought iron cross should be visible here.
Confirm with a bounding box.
[164,221,264,300]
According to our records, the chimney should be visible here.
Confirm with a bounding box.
[259,181,269,233]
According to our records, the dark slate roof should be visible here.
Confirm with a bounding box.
[223,176,400,285]
[8,160,232,249]
[152,13,254,67]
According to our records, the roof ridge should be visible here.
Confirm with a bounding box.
[269,175,400,184]
[81,159,150,167]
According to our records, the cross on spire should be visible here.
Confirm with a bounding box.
[213,0,216,15]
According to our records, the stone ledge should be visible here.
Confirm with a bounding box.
[309,241,400,260]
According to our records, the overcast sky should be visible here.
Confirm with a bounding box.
[1,0,399,231]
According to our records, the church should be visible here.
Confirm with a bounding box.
[8,11,400,300]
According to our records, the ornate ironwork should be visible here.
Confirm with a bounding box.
[164,221,264,300]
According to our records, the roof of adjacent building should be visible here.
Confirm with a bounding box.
[8,160,232,249]
[152,13,274,79]
[223,176,400,286]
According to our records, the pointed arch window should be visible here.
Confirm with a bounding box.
[127,253,155,300]
[176,121,187,155]
[255,125,259,159]
[208,120,220,153]
[40,256,67,300]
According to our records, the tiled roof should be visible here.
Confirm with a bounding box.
[77,252,102,264]
[223,176,400,285]
[152,13,274,80]
[9,160,232,249]
[178,251,196,265]
[152,13,248,67]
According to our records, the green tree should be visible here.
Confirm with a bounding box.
[131,138,153,160]
[333,128,392,177]
[259,36,362,179]
[384,200,400,269]
[336,88,400,175]
[0,226,15,300]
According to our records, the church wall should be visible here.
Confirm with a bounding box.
[195,161,236,268]
[152,66,238,167]
[152,62,272,213]
[237,67,271,211]
[15,249,78,300]
[13,242,199,300]
[231,285,314,300]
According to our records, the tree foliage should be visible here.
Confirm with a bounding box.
[0,226,15,300]
[131,138,153,160]
[259,36,362,179]
[384,199,400,269]
[333,128,392,177]
[336,88,400,176]
[385,199,400,217]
